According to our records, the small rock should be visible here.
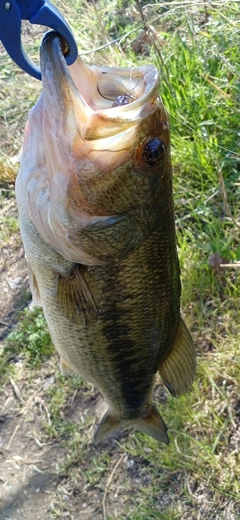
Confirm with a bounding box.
[43,375,55,389]
[8,277,22,289]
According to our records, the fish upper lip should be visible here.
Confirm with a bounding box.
[40,31,160,139]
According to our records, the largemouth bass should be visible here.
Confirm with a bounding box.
[16,32,195,445]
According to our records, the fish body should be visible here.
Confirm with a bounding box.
[16,32,195,444]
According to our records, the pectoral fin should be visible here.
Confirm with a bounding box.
[55,264,98,325]
[159,317,196,397]
[94,404,169,445]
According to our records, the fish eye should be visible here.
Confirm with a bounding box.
[142,138,165,167]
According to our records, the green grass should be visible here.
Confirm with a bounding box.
[4,307,54,367]
[0,213,19,242]
[0,1,240,519]
[0,308,54,380]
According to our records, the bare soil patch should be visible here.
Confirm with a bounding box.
[0,199,30,341]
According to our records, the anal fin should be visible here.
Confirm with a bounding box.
[59,358,79,377]
[159,317,196,397]
[28,263,42,306]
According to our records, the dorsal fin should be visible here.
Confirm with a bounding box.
[159,317,196,397]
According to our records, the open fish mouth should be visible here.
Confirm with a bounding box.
[16,32,168,266]
[40,31,160,144]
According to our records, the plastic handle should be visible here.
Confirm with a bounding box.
[0,0,78,80]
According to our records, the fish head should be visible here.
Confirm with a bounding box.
[17,32,172,265]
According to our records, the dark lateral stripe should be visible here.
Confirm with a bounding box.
[101,297,153,416]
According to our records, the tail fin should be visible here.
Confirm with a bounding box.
[94,404,169,445]
[159,317,196,397]
[132,404,169,444]
[94,411,120,444]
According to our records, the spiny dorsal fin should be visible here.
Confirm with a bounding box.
[55,264,98,325]
[159,317,196,397]
[94,405,169,445]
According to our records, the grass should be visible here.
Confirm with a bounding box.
[4,308,54,367]
[0,1,239,519]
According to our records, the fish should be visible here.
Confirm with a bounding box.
[15,31,196,445]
